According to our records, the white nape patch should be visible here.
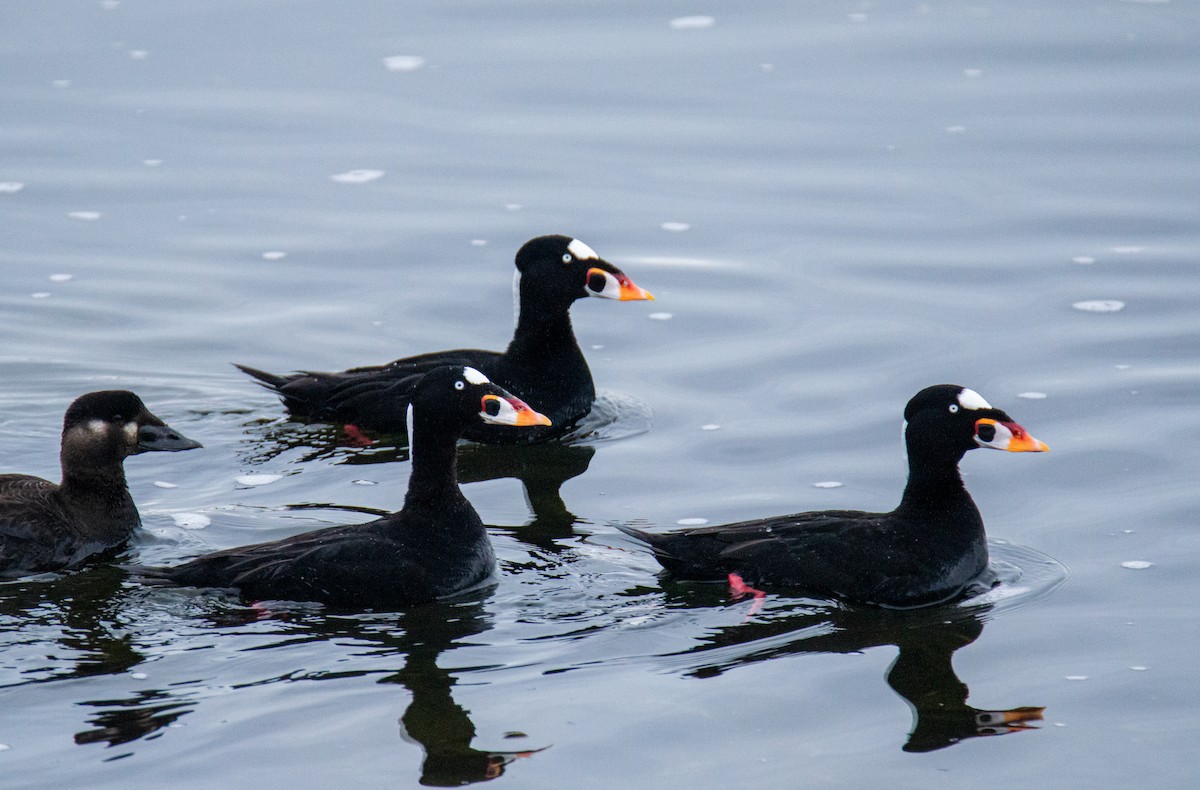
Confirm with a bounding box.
[512,269,522,328]
[567,238,599,261]
[463,367,489,385]
[406,403,416,457]
[957,388,992,410]
[123,422,138,442]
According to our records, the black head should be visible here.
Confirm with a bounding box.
[903,385,1048,462]
[406,367,551,440]
[62,390,203,463]
[512,235,653,311]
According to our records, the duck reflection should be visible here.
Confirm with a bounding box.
[656,586,1043,752]
[202,596,544,786]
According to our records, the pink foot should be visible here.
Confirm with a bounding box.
[728,573,766,615]
[342,423,376,447]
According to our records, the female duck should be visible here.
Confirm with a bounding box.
[620,385,1049,608]
[147,367,549,607]
[236,235,653,443]
[0,390,202,576]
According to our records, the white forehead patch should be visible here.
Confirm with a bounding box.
[957,388,992,410]
[463,367,489,385]
[567,238,599,261]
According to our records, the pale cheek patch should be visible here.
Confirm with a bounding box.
[567,238,599,261]
[463,366,489,385]
[957,388,992,410]
[87,419,108,435]
[123,422,139,442]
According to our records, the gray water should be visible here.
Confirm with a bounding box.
[2,1,1198,787]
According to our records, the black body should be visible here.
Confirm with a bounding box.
[237,235,651,444]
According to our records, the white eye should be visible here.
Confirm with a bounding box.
[562,253,573,264]
[454,381,465,390]
[949,404,959,413]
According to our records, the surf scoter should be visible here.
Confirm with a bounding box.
[236,235,653,443]
[619,385,1049,609]
[145,366,550,607]
[0,390,202,576]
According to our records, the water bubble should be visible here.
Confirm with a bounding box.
[172,513,211,529]
[676,518,709,526]
[1073,300,1125,313]
[661,222,691,232]
[0,182,25,194]
[236,473,283,486]
[330,169,385,184]
[382,55,426,72]
[67,211,102,221]
[262,251,287,261]
[669,15,715,30]
[648,312,673,321]
[813,481,844,489]
[1120,560,1153,570]
[1018,392,1047,399]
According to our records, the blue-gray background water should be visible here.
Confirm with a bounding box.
[2,2,1198,787]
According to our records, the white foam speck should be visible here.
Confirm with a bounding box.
[68,211,102,221]
[330,169,385,184]
[237,473,283,486]
[670,15,715,30]
[1018,391,1047,400]
[1115,364,1131,370]
[700,424,721,431]
[760,63,775,73]
[1121,560,1153,570]
[945,125,966,134]
[1130,666,1148,671]
[848,12,868,22]
[470,239,488,247]
[352,479,377,486]
[1110,246,1144,254]
[1123,529,1135,534]
[0,182,25,194]
[0,743,10,751]
[813,481,843,489]
[49,273,74,282]
[129,49,148,60]
[262,251,287,261]
[31,292,51,299]
[1073,300,1125,313]
[383,55,426,72]
[590,344,604,350]
[53,79,72,88]
[1065,675,1088,681]
[100,0,120,9]
[676,518,709,526]
[505,203,522,211]
[130,672,147,679]
[143,159,162,167]
[963,68,983,78]
[661,221,691,232]
[172,513,210,529]
[648,312,673,321]
[153,481,178,489]
[1072,256,1095,264]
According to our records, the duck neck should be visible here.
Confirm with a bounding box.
[506,302,588,372]
[894,449,976,523]
[403,418,466,512]
[58,460,140,539]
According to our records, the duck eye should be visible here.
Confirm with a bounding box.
[454,381,465,391]
[977,422,996,442]
[948,404,959,414]
[561,253,573,264]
